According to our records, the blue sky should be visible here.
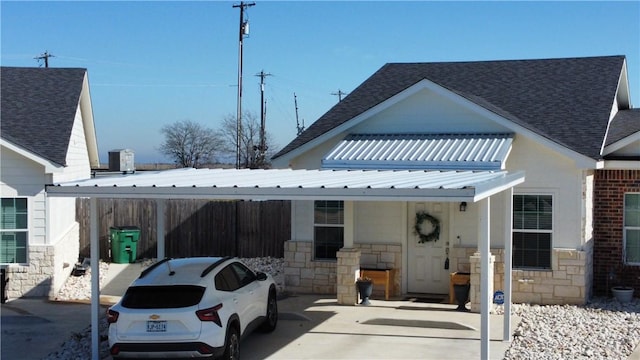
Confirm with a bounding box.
[2,1,639,164]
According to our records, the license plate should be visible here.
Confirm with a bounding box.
[146,320,167,332]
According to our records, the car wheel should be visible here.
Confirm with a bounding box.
[222,325,240,360]
[259,291,278,333]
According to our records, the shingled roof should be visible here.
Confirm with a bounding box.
[606,108,640,146]
[273,56,627,161]
[1,66,88,166]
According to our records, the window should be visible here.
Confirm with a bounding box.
[1,198,28,264]
[625,193,640,264]
[314,200,344,260]
[512,195,552,269]
[215,265,241,292]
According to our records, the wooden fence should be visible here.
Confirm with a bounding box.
[76,199,291,261]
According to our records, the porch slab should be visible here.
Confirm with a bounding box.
[242,294,519,360]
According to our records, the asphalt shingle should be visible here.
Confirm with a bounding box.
[273,56,627,161]
[1,66,87,166]
[606,109,640,146]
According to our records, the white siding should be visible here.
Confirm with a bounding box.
[287,84,588,251]
[49,104,92,247]
[291,200,313,241]
[507,135,584,248]
[351,88,509,134]
[53,105,92,183]
[0,148,47,246]
[354,201,404,244]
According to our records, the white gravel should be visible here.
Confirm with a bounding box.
[46,259,639,359]
[503,298,640,360]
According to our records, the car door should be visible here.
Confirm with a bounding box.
[229,262,263,327]
[217,263,258,334]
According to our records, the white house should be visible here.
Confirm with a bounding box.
[271,55,640,307]
[43,55,639,359]
[1,67,99,299]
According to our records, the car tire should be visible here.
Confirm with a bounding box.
[259,291,278,333]
[222,324,240,360]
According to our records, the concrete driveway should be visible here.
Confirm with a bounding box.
[1,298,104,360]
[1,262,518,360]
[1,294,516,360]
[243,295,516,360]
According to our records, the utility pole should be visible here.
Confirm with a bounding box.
[294,93,305,135]
[255,70,271,166]
[331,89,347,102]
[233,1,255,169]
[34,51,54,68]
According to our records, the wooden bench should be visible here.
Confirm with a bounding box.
[360,268,395,300]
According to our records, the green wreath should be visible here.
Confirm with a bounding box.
[414,211,440,243]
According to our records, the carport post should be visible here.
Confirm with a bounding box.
[90,197,99,360]
[503,188,513,342]
[156,199,165,260]
[479,197,490,360]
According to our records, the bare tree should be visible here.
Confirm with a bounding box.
[220,112,277,168]
[158,120,223,168]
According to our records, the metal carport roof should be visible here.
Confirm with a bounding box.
[46,167,524,202]
[45,167,524,360]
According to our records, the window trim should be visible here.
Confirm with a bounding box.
[512,193,554,270]
[1,197,29,265]
[623,192,640,265]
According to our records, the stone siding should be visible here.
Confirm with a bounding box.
[283,240,337,295]
[4,245,54,298]
[3,223,79,301]
[460,245,591,311]
[284,241,402,301]
[354,243,402,299]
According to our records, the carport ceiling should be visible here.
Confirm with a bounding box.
[46,168,524,202]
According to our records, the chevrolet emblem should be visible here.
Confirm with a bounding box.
[149,314,160,320]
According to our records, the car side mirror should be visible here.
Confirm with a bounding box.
[256,272,268,281]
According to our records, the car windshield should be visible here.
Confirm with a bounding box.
[121,285,206,309]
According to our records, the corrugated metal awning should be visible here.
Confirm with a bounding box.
[46,167,524,202]
[322,133,513,170]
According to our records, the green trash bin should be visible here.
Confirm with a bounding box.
[110,226,140,264]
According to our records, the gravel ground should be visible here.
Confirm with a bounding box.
[45,259,639,360]
[503,298,640,360]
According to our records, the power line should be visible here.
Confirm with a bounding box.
[34,50,54,68]
[331,89,348,102]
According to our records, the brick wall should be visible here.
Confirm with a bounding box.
[593,169,640,295]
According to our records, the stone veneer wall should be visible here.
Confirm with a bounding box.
[283,240,337,294]
[284,241,402,302]
[593,170,640,296]
[452,245,591,309]
[354,243,402,299]
[3,223,79,300]
[4,246,54,298]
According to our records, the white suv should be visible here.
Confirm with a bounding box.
[107,257,278,359]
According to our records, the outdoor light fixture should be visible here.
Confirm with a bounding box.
[459,202,467,212]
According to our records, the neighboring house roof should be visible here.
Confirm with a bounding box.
[605,109,640,146]
[273,56,627,162]
[1,66,91,167]
[322,133,513,171]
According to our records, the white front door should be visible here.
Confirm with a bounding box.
[407,202,450,294]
